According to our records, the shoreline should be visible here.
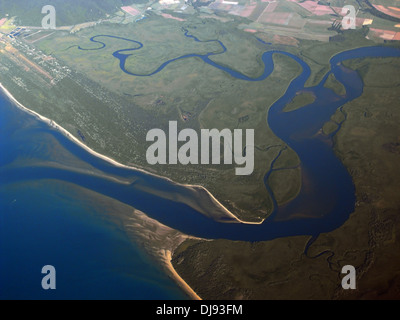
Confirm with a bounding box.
[0,82,208,299]
[122,208,204,300]
[162,250,201,300]
[0,82,263,225]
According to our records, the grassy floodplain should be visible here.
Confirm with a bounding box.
[1,0,400,300]
[172,55,400,299]
[0,13,395,224]
[5,15,309,222]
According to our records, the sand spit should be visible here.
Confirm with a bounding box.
[123,209,203,300]
[0,82,263,225]
[0,83,208,298]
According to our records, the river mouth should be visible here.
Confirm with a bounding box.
[2,39,400,243]
[1,33,400,300]
[74,33,400,233]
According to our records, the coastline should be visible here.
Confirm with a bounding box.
[0,82,262,225]
[162,250,201,300]
[0,82,206,299]
[119,208,203,300]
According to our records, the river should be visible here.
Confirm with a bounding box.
[1,32,399,298]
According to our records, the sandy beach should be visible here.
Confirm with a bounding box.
[0,82,208,299]
[0,82,265,298]
[123,209,203,300]
[0,82,262,225]
[162,250,201,300]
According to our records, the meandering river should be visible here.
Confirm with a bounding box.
[1,30,399,298]
[67,33,400,240]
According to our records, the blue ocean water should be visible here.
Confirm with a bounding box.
[0,96,187,300]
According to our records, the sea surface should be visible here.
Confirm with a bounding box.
[0,96,187,300]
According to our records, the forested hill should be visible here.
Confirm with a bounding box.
[0,0,140,26]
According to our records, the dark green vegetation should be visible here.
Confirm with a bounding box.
[283,91,315,112]
[0,0,130,26]
[173,56,400,299]
[28,19,384,222]
[1,6,389,224]
[7,16,308,222]
[0,16,395,224]
[324,73,346,96]
[298,28,371,87]
[1,0,400,299]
